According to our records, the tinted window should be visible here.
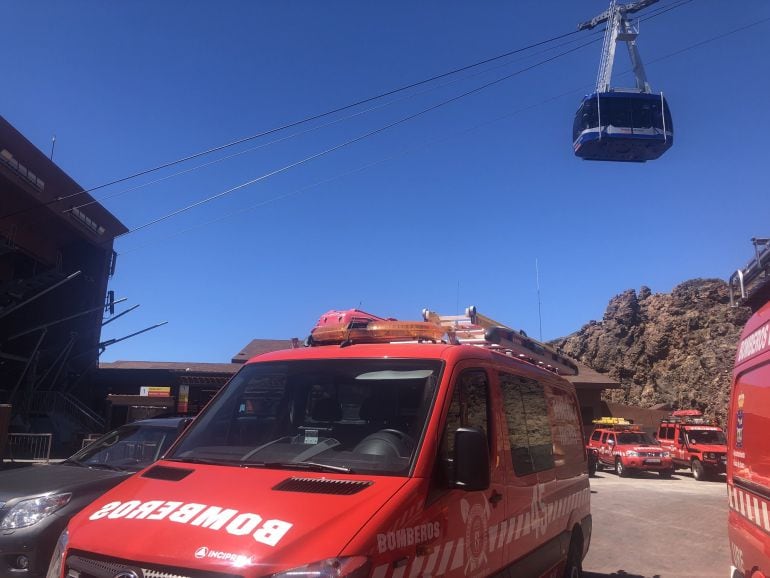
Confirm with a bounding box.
[499,372,554,477]
[70,423,181,471]
[591,430,602,441]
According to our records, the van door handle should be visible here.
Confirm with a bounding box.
[488,489,503,507]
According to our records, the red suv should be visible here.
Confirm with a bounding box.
[588,423,674,478]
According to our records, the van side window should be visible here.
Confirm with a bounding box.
[600,432,608,444]
[442,370,491,473]
[591,430,602,442]
[499,372,555,477]
[666,427,674,440]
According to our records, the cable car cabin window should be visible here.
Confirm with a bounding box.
[573,94,673,140]
[499,372,554,477]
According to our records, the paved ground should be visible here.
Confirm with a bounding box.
[583,467,730,578]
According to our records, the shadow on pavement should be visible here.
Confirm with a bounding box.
[583,570,660,578]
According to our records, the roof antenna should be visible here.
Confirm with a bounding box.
[536,258,543,341]
[50,134,56,161]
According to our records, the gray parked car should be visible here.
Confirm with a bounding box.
[0,417,192,578]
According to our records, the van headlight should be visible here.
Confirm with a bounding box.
[0,493,71,529]
[45,528,68,578]
[626,451,638,457]
[705,452,716,460]
[270,557,370,578]
[662,452,670,458]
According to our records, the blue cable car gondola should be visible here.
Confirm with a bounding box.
[574,0,673,162]
[573,90,673,162]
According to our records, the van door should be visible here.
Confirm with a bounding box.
[498,371,563,575]
[422,367,507,577]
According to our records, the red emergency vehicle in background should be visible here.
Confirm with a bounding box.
[48,307,591,578]
[655,409,727,481]
[727,237,770,578]
[588,418,673,478]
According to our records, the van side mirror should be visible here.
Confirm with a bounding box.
[452,427,490,491]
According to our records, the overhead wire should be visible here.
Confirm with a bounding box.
[113,38,603,240]
[0,0,694,224]
[0,27,587,221]
[69,27,607,214]
[117,6,770,255]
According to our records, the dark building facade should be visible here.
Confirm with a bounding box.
[0,116,126,444]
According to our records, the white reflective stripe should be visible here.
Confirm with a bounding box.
[739,490,746,516]
[407,556,424,578]
[745,493,753,521]
[392,564,407,578]
[496,520,507,550]
[421,544,441,576]
[436,541,454,575]
[728,485,735,509]
[372,564,389,578]
[753,497,761,526]
[505,515,516,545]
[514,513,525,540]
[449,538,464,570]
[763,501,770,531]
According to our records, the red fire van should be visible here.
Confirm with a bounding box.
[727,238,770,578]
[47,308,591,578]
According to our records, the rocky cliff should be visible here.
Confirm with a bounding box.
[553,279,751,422]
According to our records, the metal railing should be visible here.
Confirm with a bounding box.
[30,391,105,433]
[5,433,52,463]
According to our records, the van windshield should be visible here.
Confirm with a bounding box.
[168,359,442,476]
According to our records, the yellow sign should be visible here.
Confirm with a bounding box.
[140,386,171,397]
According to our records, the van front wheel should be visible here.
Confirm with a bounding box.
[563,532,583,578]
[615,459,629,478]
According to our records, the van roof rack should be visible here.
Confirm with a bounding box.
[660,410,715,426]
[729,237,770,310]
[422,306,578,376]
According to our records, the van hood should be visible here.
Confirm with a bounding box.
[67,461,408,574]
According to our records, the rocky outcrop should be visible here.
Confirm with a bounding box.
[553,279,751,422]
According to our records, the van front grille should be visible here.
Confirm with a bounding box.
[66,552,239,578]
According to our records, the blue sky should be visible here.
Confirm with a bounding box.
[4,1,769,363]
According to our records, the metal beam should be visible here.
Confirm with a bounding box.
[0,270,82,321]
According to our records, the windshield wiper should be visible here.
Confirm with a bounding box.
[262,461,353,474]
[85,463,123,471]
[165,457,243,467]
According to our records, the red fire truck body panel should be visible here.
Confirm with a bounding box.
[59,340,591,578]
[728,304,770,578]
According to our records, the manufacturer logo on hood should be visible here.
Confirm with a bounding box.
[194,545,254,566]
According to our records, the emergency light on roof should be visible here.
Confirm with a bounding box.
[308,309,446,345]
[306,307,580,377]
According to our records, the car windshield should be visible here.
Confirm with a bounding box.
[168,359,442,476]
[686,430,726,445]
[68,423,181,471]
[617,432,658,446]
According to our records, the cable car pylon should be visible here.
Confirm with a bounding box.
[573,0,674,162]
